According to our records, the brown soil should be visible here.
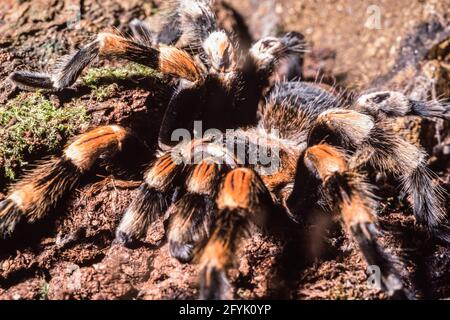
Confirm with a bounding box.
[0,0,449,300]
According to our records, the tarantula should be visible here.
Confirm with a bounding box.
[1,0,449,299]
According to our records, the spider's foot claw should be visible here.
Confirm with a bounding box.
[114,229,137,247]
[383,275,410,300]
[115,201,152,247]
[8,71,55,91]
[0,199,23,239]
[169,240,194,263]
[199,266,228,300]
[351,222,409,298]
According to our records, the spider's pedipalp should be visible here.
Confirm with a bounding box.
[199,167,273,300]
[355,90,450,120]
[167,160,225,262]
[115,153,185,245]
[0,125,131,238]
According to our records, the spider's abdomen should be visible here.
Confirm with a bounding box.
[259,81,340,143]
[271,81,338,111]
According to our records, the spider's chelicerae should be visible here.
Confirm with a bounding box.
[1,0,449,299]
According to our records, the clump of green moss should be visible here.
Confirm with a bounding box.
[82,63,162,87]
[0,92,89,180]
[39,281,49,300]
[89,83,119,102]
[81,63,162,102]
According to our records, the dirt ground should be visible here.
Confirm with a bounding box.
[0,0,449,300]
